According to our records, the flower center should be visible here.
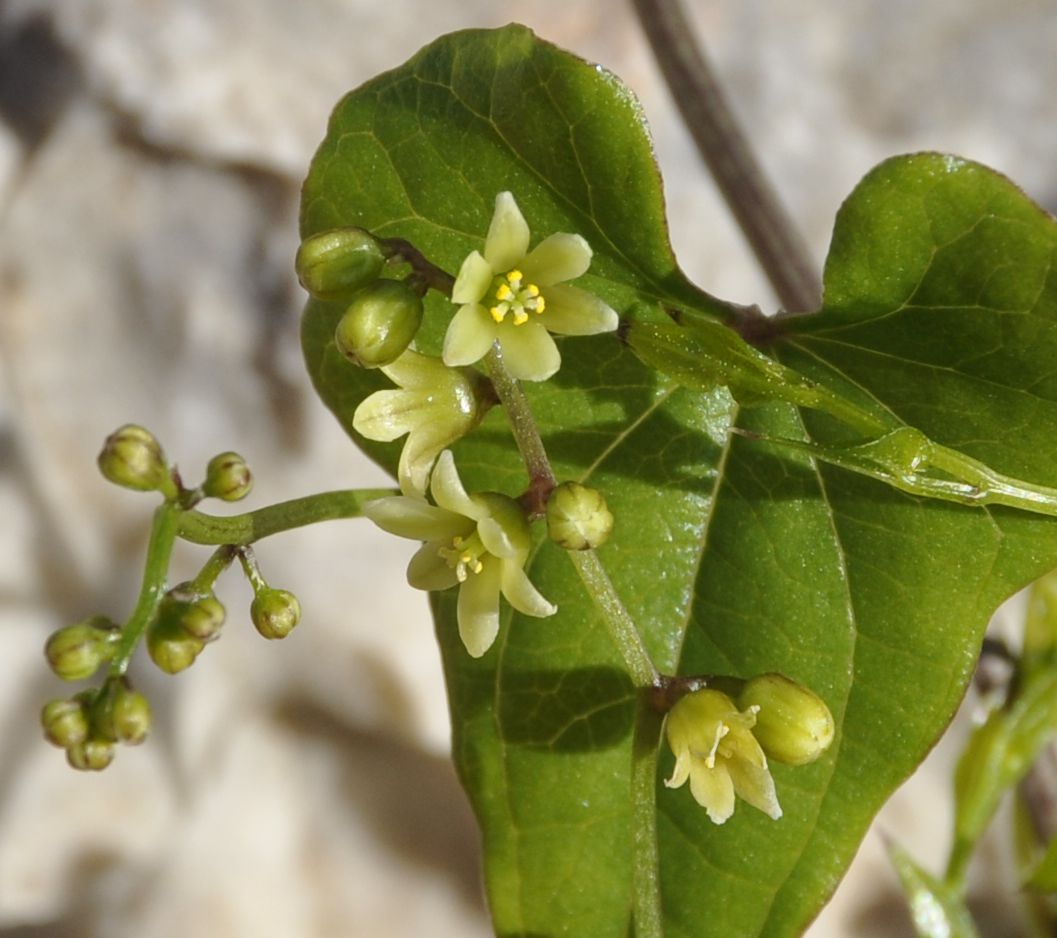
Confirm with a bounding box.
[489,269,546,326]
[438,530,487,582]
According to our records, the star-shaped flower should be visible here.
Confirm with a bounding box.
[353,350,489,496]
[363,450,556,657]
[444,191,618,381]
[664,688,782,825]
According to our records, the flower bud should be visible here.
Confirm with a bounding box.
[157,584,226,643]
[737,673,835,766]
[66,738,115,772]
[296,227,387,300]
[251,588,301,640]
[44,616,119,681]
[110,684,152,745]
[334,280,424,369]
[41,697,90,748]
[202,451,253,501]
[546,482,614,550]
[97,424,169,492]
[147,618,204,674]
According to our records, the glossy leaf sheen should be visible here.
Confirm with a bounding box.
[300,27,1057,938]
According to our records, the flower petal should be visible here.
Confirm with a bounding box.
[500,561,557,618]
[443,304,497,368]
[430,450,483,520]
[353,389,425,443]
[399,423,458,497]
[483,192,530,272]
[539,284,619,336]
[457,557,503,657]
[725,757,782,820]
[689,761,736,824]
[476,515,520,559]
[665,749,692,790]
[407,543,460,591]
[363,496,469,541]
[521,233,592,286]
[452,250,494,304]
[380,349,431,389]
[498,321,560,382]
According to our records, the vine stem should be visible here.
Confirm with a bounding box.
[484,347,659,687]
[631,0,821,314]
[177,488,395,545]
[109,501,180,676]
[484,345,664,938]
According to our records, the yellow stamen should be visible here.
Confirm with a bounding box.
[526,284,540,297]
[496,283,513,301]
[506,269,523,284]
[490,306,505,323]
[535,296,546,313]
[513,309,528,325]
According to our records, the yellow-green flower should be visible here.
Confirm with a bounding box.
[664,688,781,824]
[363,450,556,657]
[353,350,488,496]
[444,191,618,381]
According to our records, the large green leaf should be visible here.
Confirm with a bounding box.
[299,27,1057,938]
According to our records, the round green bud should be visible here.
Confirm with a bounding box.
[737,673,835,766]
[157,584,226,643]
[296,227,387,300]
[41,698,90,748]
[546,482,614,551]
[334,280,424,369]
[147,618,204,675]
[110,685,152,745]
[44,616,119,681]
[202,451,253,501]
[251,588,302,640]
[97,424,169,492]
[66,738,115,772]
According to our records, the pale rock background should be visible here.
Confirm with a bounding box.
[0,2,1054,936]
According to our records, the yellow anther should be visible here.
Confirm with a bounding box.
[472,560,484,574]
[526,284,540,298]
[490,306,505,323]
[513,310,529,325]
[506,269,523,284]
[534,296,546,313]
[496,283,513,301]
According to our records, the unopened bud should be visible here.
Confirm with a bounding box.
[44,616,119,681]
[251,588,302,640]
[737,673,835,766]
[296,227,387,300]
[97,424,169,492]
[147,618,204,675]
[66,738,115,772]
[110,684,152,745]
[546,482,614,550]
[335,279,423,369]
[203,451,253,501]
[157,584,226,643]
[41,697,90,748]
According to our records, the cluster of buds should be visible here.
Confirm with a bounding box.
[41,678,151,771]
[147,582,226,674]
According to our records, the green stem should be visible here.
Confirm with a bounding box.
[630,0,821,314]
[109,501,180,676]
[484,346,659,686]
[631,704,666,937]
[485,344,664,936]
[177,488,395,545]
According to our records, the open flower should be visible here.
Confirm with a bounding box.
[363,450,556,656]
[444,191,618,381]
[353,350,489,496]
[664,688,781,824]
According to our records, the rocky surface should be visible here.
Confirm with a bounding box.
[0,2,1053,935]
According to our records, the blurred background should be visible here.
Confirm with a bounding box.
[1,1,1055,935]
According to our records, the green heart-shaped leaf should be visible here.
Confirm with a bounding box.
[300,27,1057,938]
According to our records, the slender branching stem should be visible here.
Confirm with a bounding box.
[177,488,395,545]
[108,501,180,676]
[631,0,821,314]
